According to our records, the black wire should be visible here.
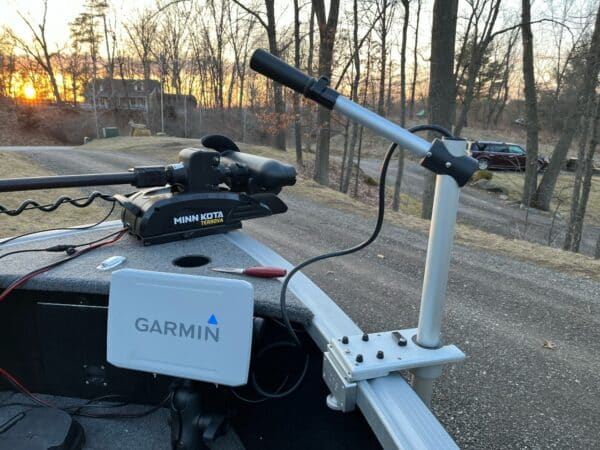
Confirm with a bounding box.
[278,142,399,348]
[0,411,26,434]
[250,341,310,399]
[269,124,453,398]
[0,191,115,217]
[0,201,117,247]
[0,248,49,261]
[69,393,172,419]
[407,124,454,138]
[0,229,128,302]
[0,227,125,263]
[0,391,171,420]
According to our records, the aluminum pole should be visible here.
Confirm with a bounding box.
[333,96,431,157]
[412,139,464,404]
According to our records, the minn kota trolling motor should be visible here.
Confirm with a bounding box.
[0,135,296,245]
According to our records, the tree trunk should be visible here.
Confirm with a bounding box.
[376,0,389,115]
[341,0,361,194]
[393,0,409,212]
[533,5,600,210]
[312,0,341,186]
[520,0,539,207]
[264,0,287,150]
[422,0,458,220]
[304,5,316,153]
[293,0,303,166]
[409,0,421,119]
[564,96,599,252]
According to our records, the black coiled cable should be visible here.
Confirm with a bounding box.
[0,191,115,216]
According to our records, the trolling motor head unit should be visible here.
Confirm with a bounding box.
[0,135,296,245]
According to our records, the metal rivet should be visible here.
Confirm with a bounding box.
[342,336,349,344]
[100,365,105,370]
[102,382,107,387]
[356,354,363,363]
[376,350,384,359]
[445,162,452,168]
[426,152,432,157]
[85,381,90,385]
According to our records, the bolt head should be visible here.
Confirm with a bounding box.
[356,354,364,363]
[376,350,384,359]
[341,336,349,344]
[362,333,369,342]
[445,162,452,168]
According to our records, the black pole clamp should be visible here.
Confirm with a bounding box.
[420,139,478,187]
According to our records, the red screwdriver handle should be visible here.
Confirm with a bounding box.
[244,266,287,278]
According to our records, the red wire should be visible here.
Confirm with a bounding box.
[0,230,127,303]
[0,367,54,408]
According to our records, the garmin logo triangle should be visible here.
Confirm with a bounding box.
[208,314,218,325]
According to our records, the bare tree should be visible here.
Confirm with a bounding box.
[453,0,502,136]
[10,0,63,105]
[0,30,18,98]
[340,0,363,193]
[227,4,257,140]
[520,0,540,207]
[71,8,103,137]
[533,4,600,210]
[293,0,303,166]
[564,95,600,252]
[232,0,287,150]
[408,0,421,119]
[124,7,159,121]
[392,0,410,211]
[375,0,396,116]
[422,0,458,220]
[312,0,341,185]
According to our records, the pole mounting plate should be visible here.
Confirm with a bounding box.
[327,328,465,384]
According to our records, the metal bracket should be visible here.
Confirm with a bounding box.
[323,328,464,411]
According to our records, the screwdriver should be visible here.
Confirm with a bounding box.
[210,266,287,278]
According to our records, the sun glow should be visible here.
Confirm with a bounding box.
[23,84,36,99]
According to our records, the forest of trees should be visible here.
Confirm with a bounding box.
[0,0,599,257]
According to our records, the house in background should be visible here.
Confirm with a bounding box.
[82,79,197,111]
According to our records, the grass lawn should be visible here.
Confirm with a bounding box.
[0,151,116,240]
[492,171,600,224]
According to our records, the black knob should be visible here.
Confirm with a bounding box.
[356,354,363,363]
[362,333,369,342]
[376,350,384,359]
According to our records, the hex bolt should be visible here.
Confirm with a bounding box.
[376,350,384,359]
[356,354,364,363]
[341,336,349,344]
[362,333,369,342]
[445,162,452,168]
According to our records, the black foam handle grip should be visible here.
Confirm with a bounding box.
[221,150,296,190]
[250,49,311,95]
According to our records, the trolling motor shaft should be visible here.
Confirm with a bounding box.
[0,167,168,193]
[0,137,296,245]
